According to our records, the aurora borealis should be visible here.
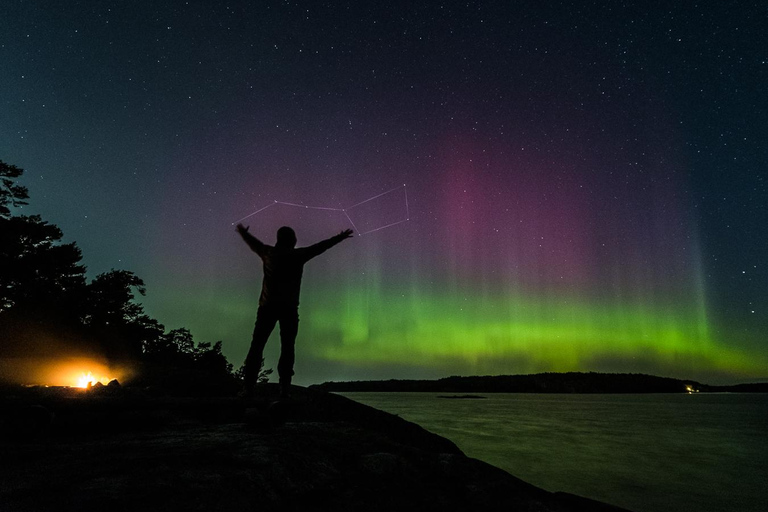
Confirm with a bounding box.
[2,1,765,384]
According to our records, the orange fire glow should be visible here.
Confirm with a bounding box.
[76,371,111,388]
[52,359,118,388]
[0,357,124,387]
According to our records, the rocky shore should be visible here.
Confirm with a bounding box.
[0,385,629,511]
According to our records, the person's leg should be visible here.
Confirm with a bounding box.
[277,307,299,397]
[244,305,278,394]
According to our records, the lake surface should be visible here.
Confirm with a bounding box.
[340,392,768,512]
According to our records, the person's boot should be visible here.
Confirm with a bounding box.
[239,380,256,401]
[279,381,291,400]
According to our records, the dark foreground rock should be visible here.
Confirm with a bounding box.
[0,385,629,512]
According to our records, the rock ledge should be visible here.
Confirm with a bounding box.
[0,385,629,511]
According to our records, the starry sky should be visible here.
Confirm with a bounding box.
[2,1,766,385]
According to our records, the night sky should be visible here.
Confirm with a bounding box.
[2,1,766,384]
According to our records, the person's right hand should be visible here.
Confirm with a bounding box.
[236,223,250,236]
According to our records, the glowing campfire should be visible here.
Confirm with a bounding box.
[50,359,119,388]
[76,371,112,388]
[0,357,123,388]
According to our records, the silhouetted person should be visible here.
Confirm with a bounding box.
[236,223,353,398]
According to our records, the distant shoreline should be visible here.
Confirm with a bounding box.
[311,371,768,394]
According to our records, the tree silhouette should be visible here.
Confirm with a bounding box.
[83,270,163,360]
[0,178,88,357]
[0,160,29,219]
[143,327,196,362]
[0,215,86,315]
[235,358,272,385]
[0,160,240,394]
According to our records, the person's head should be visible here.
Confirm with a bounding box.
[276,226,297,248]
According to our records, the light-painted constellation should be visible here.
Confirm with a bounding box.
[232,184,409,236]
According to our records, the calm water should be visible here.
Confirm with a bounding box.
[340,392,768,512]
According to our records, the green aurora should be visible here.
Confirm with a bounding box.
[145,270,765,385]
[305,285,761,377]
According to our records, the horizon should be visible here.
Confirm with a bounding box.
[311,371,768,387]
[2,2,765,385]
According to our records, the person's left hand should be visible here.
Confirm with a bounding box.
[339,228,354,239]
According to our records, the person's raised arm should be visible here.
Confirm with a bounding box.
[302,228,354,261]
[236,223,266,255]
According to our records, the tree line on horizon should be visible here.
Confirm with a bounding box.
[312,372,767,392]
[314,372,700,393]
[0,159,259,394]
